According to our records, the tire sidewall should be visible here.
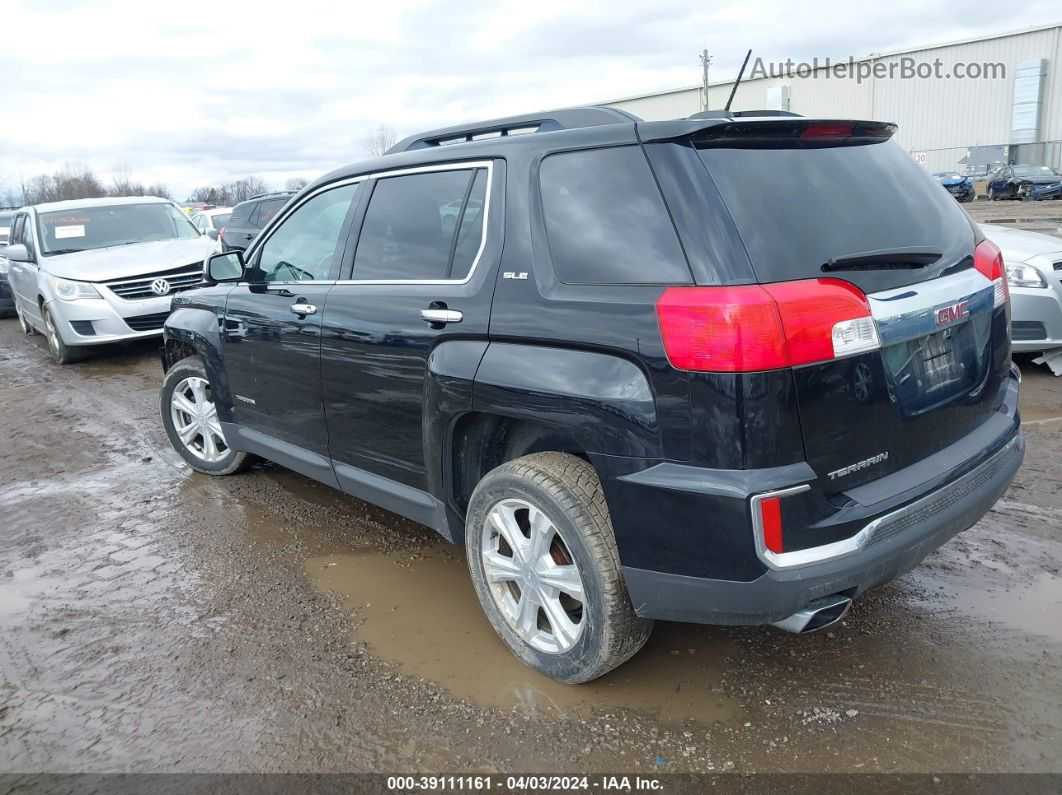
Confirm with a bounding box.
[160,358,245,475]
[42,306,81,364]
[466,468,611,682]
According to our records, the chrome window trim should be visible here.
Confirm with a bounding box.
[244,160,494,288]
[751,435,1020,571]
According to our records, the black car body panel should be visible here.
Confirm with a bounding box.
[163,109,1022,626]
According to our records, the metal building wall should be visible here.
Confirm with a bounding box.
[604,25,1062,173]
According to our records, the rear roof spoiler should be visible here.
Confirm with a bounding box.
[640,117,898,146]
[386,106,641,154]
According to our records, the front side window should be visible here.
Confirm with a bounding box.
[36,202,199,255]
[539,147,691,285]
[254,183,359,282]
[352,167,487,281]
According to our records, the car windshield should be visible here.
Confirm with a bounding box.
[37,202,200,255]
[210,212,231,229]
[934,172,962,179]
[1012,165,1058,178]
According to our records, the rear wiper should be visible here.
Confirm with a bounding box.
[822,247,942,272]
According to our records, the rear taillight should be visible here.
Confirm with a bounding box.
[974,238,1008,308]
[656,278,880,373]
[218,227,227,242]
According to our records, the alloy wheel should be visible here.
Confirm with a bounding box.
[481,498,587,654]
[43,310,61,357]
[170,376,229,463]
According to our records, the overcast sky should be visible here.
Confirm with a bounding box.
[2,0,1057,200]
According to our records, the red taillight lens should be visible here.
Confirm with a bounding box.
[760,496,783,553]
[800,122,854,139]
[218,226,227,242]
[657,279,880,373]
[655,286,788,372]
[974,238,1008,308]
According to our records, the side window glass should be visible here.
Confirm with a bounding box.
[10,215,24,245]
[254,184,359,282]
[352,169,477,281]
[450,169,488,279]
[539,146,691,284]
[257,199,286,229]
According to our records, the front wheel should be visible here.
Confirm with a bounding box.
[465,452,653,683]
[42,306,85,364]
[160,356,253,475]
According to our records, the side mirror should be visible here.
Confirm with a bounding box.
[4,244,31,263]
[206,228,219,241]
[205,251,244,283]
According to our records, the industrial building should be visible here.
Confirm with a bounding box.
[601,23,1062,176]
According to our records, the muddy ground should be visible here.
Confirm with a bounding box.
[1,317,1060,775]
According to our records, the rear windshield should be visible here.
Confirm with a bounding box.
[37,202,200,255]
[697,140,973,284]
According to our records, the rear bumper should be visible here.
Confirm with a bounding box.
[624,431,1023,625]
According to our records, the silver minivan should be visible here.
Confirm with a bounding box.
[6,196,216,363]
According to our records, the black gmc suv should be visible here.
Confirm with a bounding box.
[160,107,1023,683]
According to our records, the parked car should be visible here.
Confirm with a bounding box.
[932,171,974,202]
[191,207,232,240]
[987,164,1062,201]
[160,108,1022,682]
[0,209,15,317]
[219,192,293,253]
[6,196,216,363]
[980,224,1062,353]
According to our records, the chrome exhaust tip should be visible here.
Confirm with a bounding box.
[771,594,852,634]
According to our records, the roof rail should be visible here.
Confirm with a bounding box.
[244,190,296,202]
[387,106,641,154]
[688,109,803,120]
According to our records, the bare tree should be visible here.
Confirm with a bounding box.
[22,164,107,204]
[186,177,270,206]
[284,176,309,191]
[364,124,398,157]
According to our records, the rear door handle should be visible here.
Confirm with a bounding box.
[290,302,317,315]
[420,309,463,325]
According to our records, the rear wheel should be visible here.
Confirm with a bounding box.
[465,452,653,683]
[42,306,85,364]
[160,356,253,475]
[16,304,35,335]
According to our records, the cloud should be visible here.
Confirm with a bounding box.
[1,0,1056,200]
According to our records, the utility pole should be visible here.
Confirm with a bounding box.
[700,48,712,111]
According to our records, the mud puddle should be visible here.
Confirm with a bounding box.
[305,547,740,724]
[948,571,1062,641]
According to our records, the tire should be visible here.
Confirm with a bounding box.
[16,304,35,335]
[160,356,254,475]
[465,452,653,683]
[42,305,85,364]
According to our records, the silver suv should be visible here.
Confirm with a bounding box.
[6,196,216,363]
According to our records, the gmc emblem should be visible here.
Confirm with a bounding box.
[935,301,969,326]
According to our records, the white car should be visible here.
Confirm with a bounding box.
[6,196,216,363]
[191,207,233,241]
[982,224,1062,353]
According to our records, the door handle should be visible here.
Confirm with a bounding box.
[290,302,317,315]
[420,309,463,325]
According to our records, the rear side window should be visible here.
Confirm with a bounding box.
[697,140,973,283]
[252,198,287,228]
[539,146,691,285]
[352,167,487,281]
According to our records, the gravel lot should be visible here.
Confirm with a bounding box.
[1,316,1060,774]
